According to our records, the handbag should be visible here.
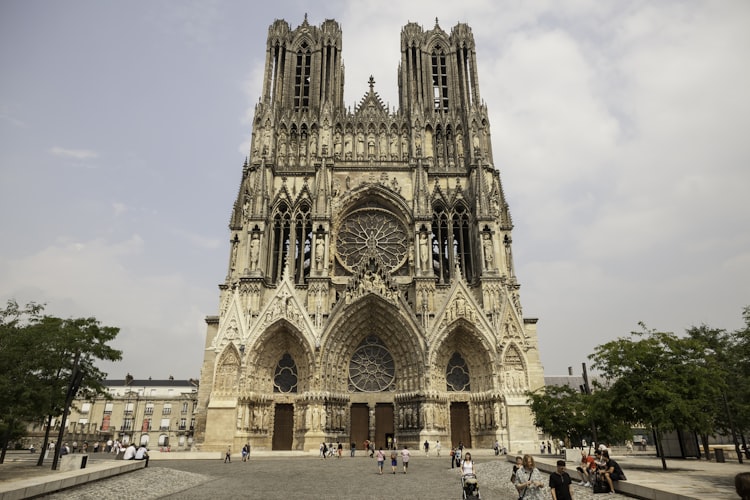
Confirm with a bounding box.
[518,486,528,500]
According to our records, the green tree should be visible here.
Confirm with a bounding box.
[526,385,591,447]
[732,307,750,448]
[0,300,45,463]
[712,307,750,461]
[0,300,122,465]
[590,323,722,470]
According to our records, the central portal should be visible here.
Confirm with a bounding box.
[375,403,394,449]
[350,403,369,449]
[450,402,472,448]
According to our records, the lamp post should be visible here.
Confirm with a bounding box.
[581,362,598,448]
[124,374,133,444]
[51,351,84,470]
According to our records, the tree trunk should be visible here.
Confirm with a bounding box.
[654,427,668,470]
[700,433,711,461]
[36,414,54,466]
[0,417,13,464]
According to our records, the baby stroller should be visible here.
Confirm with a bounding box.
[461,473,481,499]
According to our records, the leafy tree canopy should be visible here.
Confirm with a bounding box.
[0,300,123,428]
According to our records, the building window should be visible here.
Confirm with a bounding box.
[446,352,471,391]
[162,404,171,415]
[293,204,312,284]
[348,336,395,392]
[80,402,91,414]
[273,353,298,393]
[452,205,474,282]
[122,418,133,431]
[431,45,449,112]
[181,402,188,414]
[431,203,475,283]
[270,203,291,283]
[160,418,170,431]
[145,403,154,415]
[124,402,134,415]
[103,403,113,415]
[179,418,187,430]
[294,43,311,110]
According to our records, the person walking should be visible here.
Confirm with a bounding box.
[376,448,385,475]
[401,445,411,474]
[390,449,398,474]
[461,452,476,476]
[515,454,545,500]
[435,440,441,456]
[549,460,574,500]
[224,446,231,463]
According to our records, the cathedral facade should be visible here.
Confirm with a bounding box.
[194,17,545,453]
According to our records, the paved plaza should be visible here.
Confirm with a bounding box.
[1,449,747,499]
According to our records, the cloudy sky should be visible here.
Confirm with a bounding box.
[2,1,748,381]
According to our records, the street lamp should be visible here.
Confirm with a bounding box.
[51,351,84,470]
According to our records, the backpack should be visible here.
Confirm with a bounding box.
[592,478,610,494]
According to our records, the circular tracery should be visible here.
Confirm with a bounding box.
[336,208,408,272]
[349,336,395,392]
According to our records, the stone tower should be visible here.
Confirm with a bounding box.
[194,16,545,453]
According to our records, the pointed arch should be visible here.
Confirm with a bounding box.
[214,345,241,394]
[321,294,425,393]
[245,321,315,394]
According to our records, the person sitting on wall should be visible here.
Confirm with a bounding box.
[575,450,596,487]
[134,445,149,466]
[601,450,627,492]
[123,443,137,460]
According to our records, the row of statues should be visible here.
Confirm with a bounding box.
[251,125,481,167]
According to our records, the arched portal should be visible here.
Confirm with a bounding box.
[432,319,495,448]
[321,293,425,448]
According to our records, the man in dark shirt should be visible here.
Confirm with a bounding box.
[549,459,574,500]
[602,450,626,492]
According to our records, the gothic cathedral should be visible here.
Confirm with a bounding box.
[194,17,545,453]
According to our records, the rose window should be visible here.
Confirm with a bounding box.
[336,209,408,272]
[349,336,395,392]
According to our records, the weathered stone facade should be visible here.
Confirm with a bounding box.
[195,16,545,453]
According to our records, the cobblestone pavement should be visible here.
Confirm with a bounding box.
[34,455,632,500]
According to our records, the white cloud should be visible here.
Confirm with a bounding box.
[0,235,211,378]
[112,202,127,216]
[50,146,99,160]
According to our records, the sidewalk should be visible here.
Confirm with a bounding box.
[0,453,145,500]
[1,449,747,499]
[531,450,747,500]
